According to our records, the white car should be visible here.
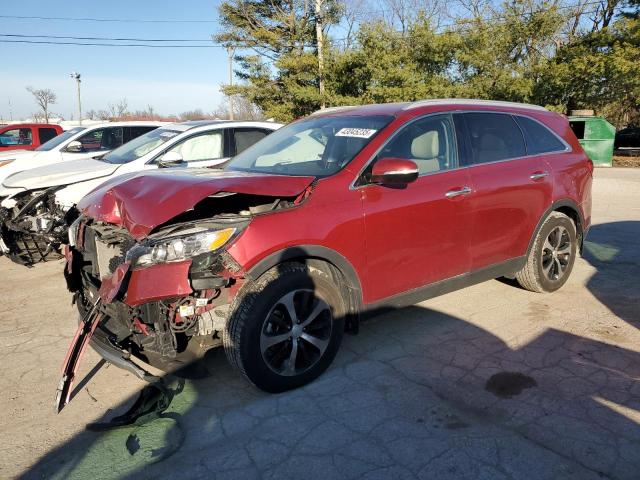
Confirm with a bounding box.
[0,120,282,265]
[0,121,166,188]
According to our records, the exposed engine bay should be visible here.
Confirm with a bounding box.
[63,191,301,377]
[0,188,78,265]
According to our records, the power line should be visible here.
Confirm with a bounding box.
[1,33,213,42]
[2,33,213,43]
[0,39,222,48]
[0,14,217,24]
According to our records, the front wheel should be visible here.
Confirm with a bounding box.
[516,211,577,293]
[223,263,345,393]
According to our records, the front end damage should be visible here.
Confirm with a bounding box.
[56,188,308,413]
[0,188,78,265]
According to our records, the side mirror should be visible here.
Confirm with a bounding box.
[66,140,83,153]
[370,157,419,186]
[157,151,184,168]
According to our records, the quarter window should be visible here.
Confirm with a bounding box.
[167,131,223,162]
[463,113,526,164]
[516,116,566,154]
[376,114,457,175]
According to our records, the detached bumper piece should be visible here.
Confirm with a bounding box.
[55,300,103,413]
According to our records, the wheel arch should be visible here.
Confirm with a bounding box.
[527,199,585,257]
[246,245,364,333]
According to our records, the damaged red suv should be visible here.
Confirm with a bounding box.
[58,100,592,411]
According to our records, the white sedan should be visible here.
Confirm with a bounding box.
[0,120,282,265]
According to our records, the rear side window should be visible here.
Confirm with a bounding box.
[38,127,58,144]
[233,128,269,155]
[124,126,158,143]
[516,116,566,155]
[463,113,526,164]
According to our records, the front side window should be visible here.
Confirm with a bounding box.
[226,115,394,177]
[0,128,32,146]
[102,128,181,164]
[516,116,566,155]
[166,131,223,162]
[375,114,457,175]
[75,127,123,152]
[463,113,526,164]
[35,127,86,151]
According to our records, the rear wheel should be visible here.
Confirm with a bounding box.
[224,263,345,393]
[516,211,577,293]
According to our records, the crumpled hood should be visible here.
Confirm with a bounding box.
[78,169,315,240]
[2,158,120,190]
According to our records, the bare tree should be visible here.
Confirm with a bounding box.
[107,98,129,119]
[213,95,264,120]
[26,87,57,123]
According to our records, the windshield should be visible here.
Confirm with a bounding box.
[225,115,394,176]
[35,127,86,151]
[101,128,181,164]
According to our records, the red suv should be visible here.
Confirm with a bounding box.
[57,100,592,411]
[0,123,62,151]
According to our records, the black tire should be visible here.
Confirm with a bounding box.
[224,263,345,393]
[516,211,577,293]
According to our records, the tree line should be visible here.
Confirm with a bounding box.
[215,0,640,127]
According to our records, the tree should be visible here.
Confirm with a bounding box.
[215,0,342,121]
[26,87,57,123]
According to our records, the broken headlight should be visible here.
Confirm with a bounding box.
[126,227,237,268]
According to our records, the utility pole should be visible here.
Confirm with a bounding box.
[226,45,236,120]
[70,72,82,125]
[315,0,326,109]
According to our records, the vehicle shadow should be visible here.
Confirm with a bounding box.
[20,309,640,477]
[582,221,640,330]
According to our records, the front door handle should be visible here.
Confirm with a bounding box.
[445,186,472,198]
[530,171,549,180]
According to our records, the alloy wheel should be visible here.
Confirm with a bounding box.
[541,225,572,282]
[260,289,333,376]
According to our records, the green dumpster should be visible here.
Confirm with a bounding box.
[568,115,615,167]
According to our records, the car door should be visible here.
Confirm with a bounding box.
[155,129,229,169]
[359,113,473,303]
[458,112,553,271]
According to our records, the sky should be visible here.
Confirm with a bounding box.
[0,0,230,121]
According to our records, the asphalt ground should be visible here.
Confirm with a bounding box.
[1,168,639,480]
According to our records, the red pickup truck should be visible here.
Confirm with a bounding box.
[0,123,63,152]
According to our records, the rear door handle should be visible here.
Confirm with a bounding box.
[445,186,472,198]
[530,171,549,180]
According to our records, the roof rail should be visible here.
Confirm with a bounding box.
[404,98,548,112]
[309,105,358,116]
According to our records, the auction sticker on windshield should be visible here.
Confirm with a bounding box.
[335,128,377,138]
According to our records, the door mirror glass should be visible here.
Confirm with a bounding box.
[158,150,184,168]
[371,157,419,186]
[65,140,83,153]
